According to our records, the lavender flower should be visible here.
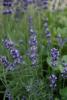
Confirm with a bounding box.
[51,48,59,61]
[29,35,37,66]
[0,56,9,68]
[0,56,15,71]
[29,35,37,46]
[3,9,13,14]
[61,67,67,79]
[2,38,14,49]
[49,74,57,89]
[28,16,37,66]
[3,0,13,7]
[51,48,59,67]
[1,38,23,70]
[10,48,20,59]
[41,0,48,9]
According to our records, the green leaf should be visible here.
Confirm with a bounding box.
[60,87,67,99]
[62,55,67,63]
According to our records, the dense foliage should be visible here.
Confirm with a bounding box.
[0,0,67,100]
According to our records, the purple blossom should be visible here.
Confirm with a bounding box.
[3,9,13,14]
[2,38,14,49]
[10,48,20,59]
[51,48,59,67]
[28,16,37,66]
[61,67,67,79]
[3,1,12,7]
[29,35,37,46]
[0,56,9,67]
[0,56,16,71]
[49,74,57,89]
[1,38,23,70]
[51,48,59,61]
[41,0,48,9]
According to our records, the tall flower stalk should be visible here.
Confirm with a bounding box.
[28,16,38,66]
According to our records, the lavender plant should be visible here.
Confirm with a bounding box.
[0,0,67,100]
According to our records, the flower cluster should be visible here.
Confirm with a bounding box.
[61,67,67,79]
[2,38,14,49]
[10,48,23,64]
[49,74,57,89]
[0,38,23,71]
[0,56,9,68]
[28,16,37,66]
[3,0,13,14]
[51,48,59,67]
[44,17,51,44]
[3,0,13,7]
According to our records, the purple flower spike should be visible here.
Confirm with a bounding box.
[51,48,59,61]
[51,48,59,67]
[49,74,57,89]
[61,67,67,79]
[28,16,38,66]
